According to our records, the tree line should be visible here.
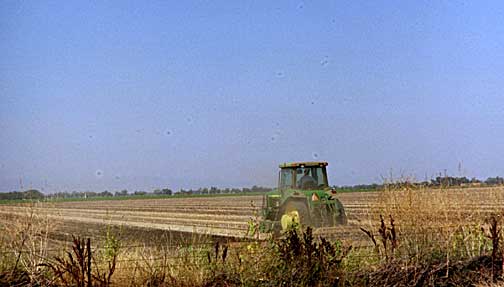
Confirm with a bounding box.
[0,185,273,201]
[1,176,504,201]
[0,189,45,201]
[334,176,504,191]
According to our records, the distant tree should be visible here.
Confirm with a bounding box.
[161,188,172,195]
[152,188,172,195]
[23,189,44,200]
[485,177,504,185]
[100,190,113,197]
[115,189,128,196]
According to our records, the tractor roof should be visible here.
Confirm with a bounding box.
[279,161,328,168]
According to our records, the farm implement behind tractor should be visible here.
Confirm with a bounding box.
[261,161,347,236]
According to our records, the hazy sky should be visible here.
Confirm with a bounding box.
[1,1,503,193]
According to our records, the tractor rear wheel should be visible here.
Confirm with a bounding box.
[320,205,336,227]
[333,199,348,225]
[279,200,311,231]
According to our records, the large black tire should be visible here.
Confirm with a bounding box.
[321,204,336,227]
[333,199,348,225]
[278,200,312,231]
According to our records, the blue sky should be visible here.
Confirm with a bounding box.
[1,1,503,192]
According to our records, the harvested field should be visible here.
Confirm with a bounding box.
[0,187,503,248]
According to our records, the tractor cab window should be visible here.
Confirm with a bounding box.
[279,169,295,190]
[279,166,329,190]
[296,167,328,190]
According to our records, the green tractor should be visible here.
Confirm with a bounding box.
[261,161,347,235]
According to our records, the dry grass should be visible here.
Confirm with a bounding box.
[0,202,59,284]
[363,185,504,261]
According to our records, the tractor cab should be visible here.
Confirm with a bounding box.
[278,162,329,191]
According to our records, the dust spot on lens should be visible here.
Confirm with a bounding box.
[312,152,319,159]
[275,71,285,78]
[320,56,329,67]
[298,2,304,9]
[115,175,121,180]
[165,130,172,136]
[271,136,276,142]
[95,170,104,178]
[187,117,193,123]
